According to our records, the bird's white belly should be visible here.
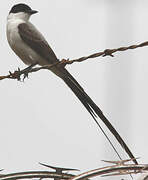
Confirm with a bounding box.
[7,20,43,65]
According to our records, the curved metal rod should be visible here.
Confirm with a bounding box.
[70,164,148,180]
[0,171,74,180]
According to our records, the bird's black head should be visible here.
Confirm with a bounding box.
[9,3,38,14]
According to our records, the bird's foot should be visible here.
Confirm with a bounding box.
[9,62,38,81]
[22,71,29,81]
[21,62,38,81]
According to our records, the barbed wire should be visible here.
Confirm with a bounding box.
[66,41,148,64]
[0,159,147,180]
[0,171,74,180]
[0,40,148,81]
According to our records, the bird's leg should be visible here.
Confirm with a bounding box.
[22,62,38,80]
[22,62,38,73]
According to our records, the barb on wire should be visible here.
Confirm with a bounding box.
[71,159,148,180]
[39,162,79,173]
[0,40,148,81]
[0,159,147,180]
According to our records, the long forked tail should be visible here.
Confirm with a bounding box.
[61,70,137,164]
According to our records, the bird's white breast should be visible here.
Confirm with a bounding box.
[7,18,40,65]
[7,18,22,46]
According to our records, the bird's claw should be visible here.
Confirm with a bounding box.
[23,72,29,81]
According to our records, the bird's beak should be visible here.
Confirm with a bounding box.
[28,9,38,15]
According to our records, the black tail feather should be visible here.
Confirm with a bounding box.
[62,74,137,165]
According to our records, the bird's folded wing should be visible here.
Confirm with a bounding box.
[18,23,58,64]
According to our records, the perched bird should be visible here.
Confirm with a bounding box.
[6,3,137,164]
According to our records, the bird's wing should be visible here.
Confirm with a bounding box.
[18,23,58,64]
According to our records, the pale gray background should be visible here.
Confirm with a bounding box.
[0,0,148,179]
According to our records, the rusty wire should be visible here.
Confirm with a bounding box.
[0,40,148,81]
[65,41,148,64]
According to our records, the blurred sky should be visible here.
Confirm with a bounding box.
[0,0,148,179]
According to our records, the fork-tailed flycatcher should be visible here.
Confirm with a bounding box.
[6,3,137,164]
